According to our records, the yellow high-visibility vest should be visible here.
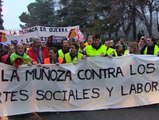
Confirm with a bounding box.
[58,49,65,58]
[144,45,159,55]
[85,44,107,56]
[65,52,84,63]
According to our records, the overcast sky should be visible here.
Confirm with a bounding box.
[2,0,35,30]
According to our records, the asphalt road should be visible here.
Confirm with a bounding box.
[5,103,159,120]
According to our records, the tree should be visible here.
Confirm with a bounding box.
[56,0,91,32]
[19,0,159,39]
[136,0,159,36]
[19,0,56,28]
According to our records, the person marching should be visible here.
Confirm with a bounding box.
[105,40,117,57]
[124,42,140,55]
[140,36,159,55]
[10,44,32,66]
[44,47,63,64]
[58,38,70,59]
[64,43,85,63]
[85,34,107,57]
[27,36,49,64]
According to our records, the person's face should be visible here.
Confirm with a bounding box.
[49,50,57,58]
[139,39,145,45]
[109,40,114,47]
[119,38,125,44]
[93,38,100,46]
[129,46,135,53]
[87,39,93,45]
[138,39,146,47]
[80,42,85,49]
[9,46,15,54]
[16,44,25,55]
[105,41,110,46]
[62,40,70,49]
[70,45,77,54]
[116,45,123,53]
[146,38,153,46]
[34,39,42,48]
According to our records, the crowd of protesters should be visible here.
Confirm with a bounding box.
[0,34,159,67]
[0,34,159,120]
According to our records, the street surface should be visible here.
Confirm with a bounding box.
[5,103,159,120]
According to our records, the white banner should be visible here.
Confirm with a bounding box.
[0,55,159,116]
[0,25,80,44]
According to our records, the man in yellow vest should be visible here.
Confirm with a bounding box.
[85,34,107,56]
[58,39,70,59]
[84,35,93,46]
[105,40,117,57]
[140,36,159,55]
[64,43,84,63]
